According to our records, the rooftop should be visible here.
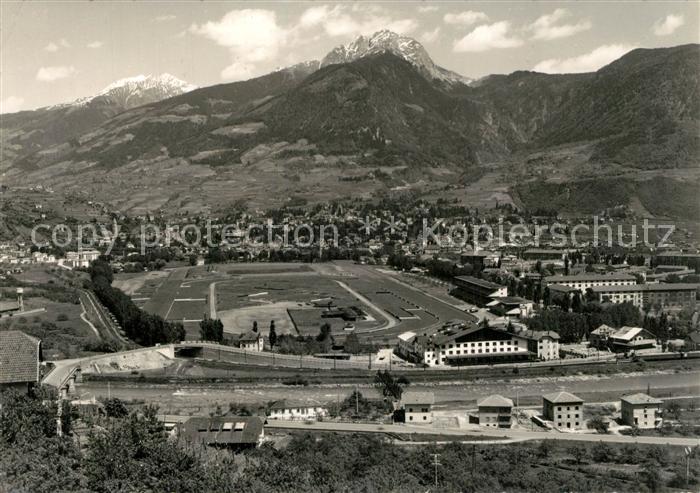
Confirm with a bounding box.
[590,283,699,292]
[477,394,514,408]
[401,391,435,405]
[517,329,560,341]
[621,393,663,405]
[545,273,636,283]
[0,331,41,384]
[180,416,263,445]
[454,276,504,291]
[542,391,583,404]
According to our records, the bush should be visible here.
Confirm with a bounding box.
[56,313,69,322]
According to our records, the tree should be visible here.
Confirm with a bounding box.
[199,316,224,342]
[253,321,258,332]
[104,398,129,418]
[567,444,587,465]
[537,440,554,458]
[374,370,405,401]
[269,320,277,348]
[587,416,610,434]
[665,401,682,420]
[591,441,615,462]
[344,332,361,354]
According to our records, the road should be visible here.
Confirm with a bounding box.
[266,420,700,447]
[335,280,397,332]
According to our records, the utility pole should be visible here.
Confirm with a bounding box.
[432,452,441,487]
[355,386,359,415]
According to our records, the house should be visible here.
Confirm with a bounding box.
[267,400,328,421]
[542,392,584,431]
[487,296,534,319]
[589,324,617,349]
[178,416,264,450]
[452,276,508,307]
[0,331,42,393]
[608,327,656,352]
[235,330,264,351]
[515,329,560,361]
[401,391,434,424]
[476,394,514,428]
[620,393,663,429]
[396,331,429,363]
[422,322,532,367]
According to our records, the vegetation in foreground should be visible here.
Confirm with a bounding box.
[2,389,699,493]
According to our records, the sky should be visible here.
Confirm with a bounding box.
[1,1,698,113]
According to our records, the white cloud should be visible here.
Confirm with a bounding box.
[453,21,523,52]
[419,27,441,43]
[444,11,488,26]
[155,14,177,22]
[35,65,76,82]
[44,38,71,52]
[418,6,439,13]
[653,14,684,36]
[87,41,103,49]
[529,9,591,41]
[0,96,24,114]
[190,9,288,80]
[533,44,636,73]
[299,4,418,37]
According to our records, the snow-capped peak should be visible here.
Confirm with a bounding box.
[68,73,197,110]
[97,73,197,96]
[320,30,472,85]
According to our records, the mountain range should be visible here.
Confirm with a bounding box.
[1,32,698,220]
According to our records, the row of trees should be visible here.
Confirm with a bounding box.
[88,259,184,345]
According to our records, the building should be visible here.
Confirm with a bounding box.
[608,326,656,352]
[396,331,429,363]
[487,296,534,319]
[0,331,42,392]
[589,285,644,307]
[267,400,328,421]
[477,394,514,428]
[453,276,508,307]
[178,416,264,450]
[542,392,584,431]
[684,331,700,351]
[620,393,663,429]
[544,273,636,291]
[589,324,617,349]
[590,283,698,308]
[235,330,264,351]
[401,391,434,424]
[423,322,532,367]
[460,251,500,269]
[653,251,700,269]
[62,249,101,269]
[516,330,560,361]
[522,249,568,261]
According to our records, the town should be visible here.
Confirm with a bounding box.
[2,194,700,491]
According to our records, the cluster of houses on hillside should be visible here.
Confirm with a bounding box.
[0,242,100,269]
